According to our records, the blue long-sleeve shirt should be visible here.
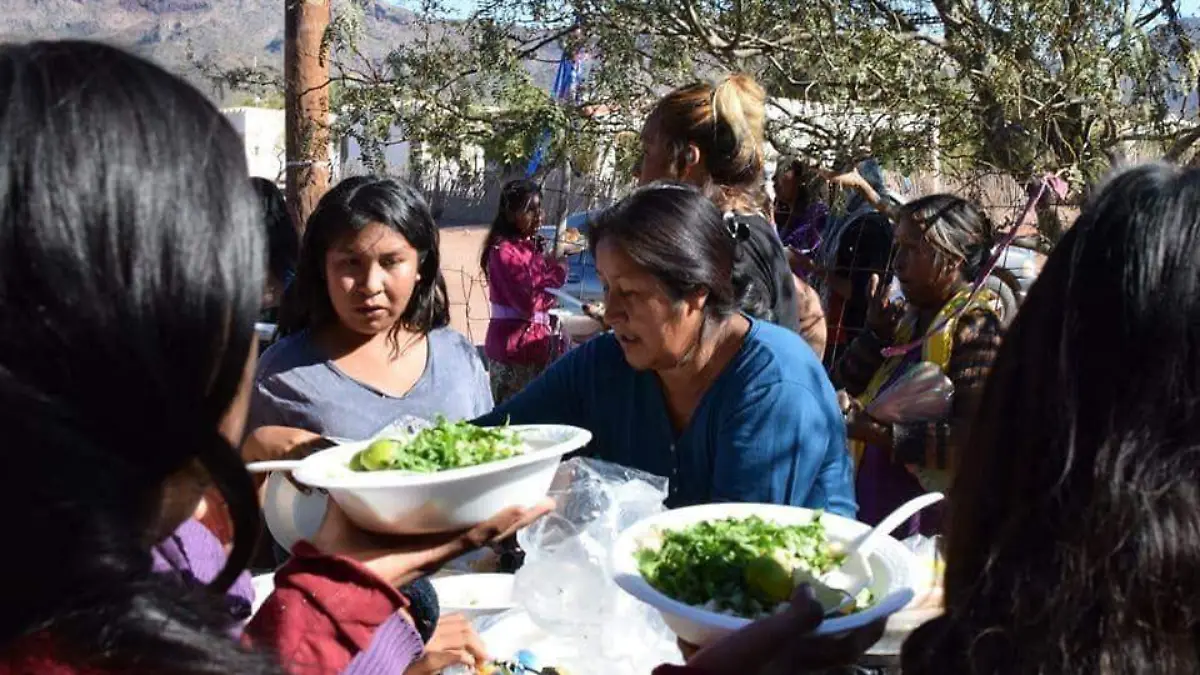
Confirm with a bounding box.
[476,318,857,515]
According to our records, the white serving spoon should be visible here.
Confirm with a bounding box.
[246,460,304,474]
[821,491,945,616]
[245,459,421,476]
[545,287,586,314]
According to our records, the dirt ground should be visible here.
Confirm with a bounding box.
[438,225,491,345]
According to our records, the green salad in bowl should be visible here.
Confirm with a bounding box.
[635,515,871,619]
[349,418,523,473]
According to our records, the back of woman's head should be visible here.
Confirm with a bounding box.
[252,177,299,288]
[480,178,541,279]
[0,41,277,673]
[646,74,767,209]
[281,175,449,339]
[897,194,996,281]
[589,182,758,320]
[927,163,1200,675]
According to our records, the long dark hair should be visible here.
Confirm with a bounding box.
[480,179,541,280]
[251,177,299,287]
[279,176,450,348]
[589,182,763,321]
[0,42,278,673]
[904,163,1200,674]
[776,158,822,210]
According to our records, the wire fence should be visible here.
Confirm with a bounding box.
[433,165,1077,369]
[445,265,493,346]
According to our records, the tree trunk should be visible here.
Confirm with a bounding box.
[285,0,331,231]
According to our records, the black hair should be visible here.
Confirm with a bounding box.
[588,182,758,321]
[904,163,1200,674]
[279,176,450,349]
[0,41,279,673]
[774,157,825,234]
[251,177,299,288]
[896,194,997,281]
[480,179,541,280]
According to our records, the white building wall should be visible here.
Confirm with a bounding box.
[222,107,287,183]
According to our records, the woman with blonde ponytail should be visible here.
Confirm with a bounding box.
[637,75,827,356]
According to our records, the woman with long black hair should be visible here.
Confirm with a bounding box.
[0,40,544,675]
[480,179,568,403]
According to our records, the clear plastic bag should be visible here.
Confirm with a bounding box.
[865,361,954,424]
[369,414,434,441]
[478,457,682,674]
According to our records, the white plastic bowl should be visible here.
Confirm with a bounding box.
[431,573,517,620]
[262,471,329,550]
[612,503,921,647]
[291,424,591,534]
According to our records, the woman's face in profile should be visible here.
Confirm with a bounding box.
[511,193,544,236]
[893,216,960,308]
[637,121,677,186]
[595,238,707,371]
[324,221,422,337]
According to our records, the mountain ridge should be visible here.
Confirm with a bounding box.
[0,0,432,103]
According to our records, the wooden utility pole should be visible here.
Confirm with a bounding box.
[284,0,331,230]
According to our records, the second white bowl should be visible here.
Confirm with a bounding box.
[431,573,517,620]
[611,503,922,647]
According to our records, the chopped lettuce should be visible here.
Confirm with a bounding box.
[349,417,522,473]
[635,515,853,618]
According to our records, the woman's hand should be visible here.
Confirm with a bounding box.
[680,585,885,673]
[865,274,905,345]
[845,399,893,449]
[242,425,332,495]
[242,425,326,464]
[310,498,555,588]
[403,650,474,675]
[819,166,868,191]
[787,247,822,278]
[582,302,607,325]
[400,613,489,674]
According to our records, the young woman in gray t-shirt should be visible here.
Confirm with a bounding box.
[243,176,492,461]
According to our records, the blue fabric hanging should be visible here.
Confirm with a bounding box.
[525,47,580,177]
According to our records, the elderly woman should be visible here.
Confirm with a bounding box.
[476,183,855,514]
[834,194,1006,535]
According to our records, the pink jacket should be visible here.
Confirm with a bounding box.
[484,238,567,366]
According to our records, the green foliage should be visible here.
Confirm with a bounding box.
[224,0,1200,183]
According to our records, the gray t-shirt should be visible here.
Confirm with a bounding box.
[247,327,494,441]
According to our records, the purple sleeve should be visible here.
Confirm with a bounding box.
[341,612,426,674]
[151,518,254,625]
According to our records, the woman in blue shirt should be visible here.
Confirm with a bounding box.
[477,183,856,515]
